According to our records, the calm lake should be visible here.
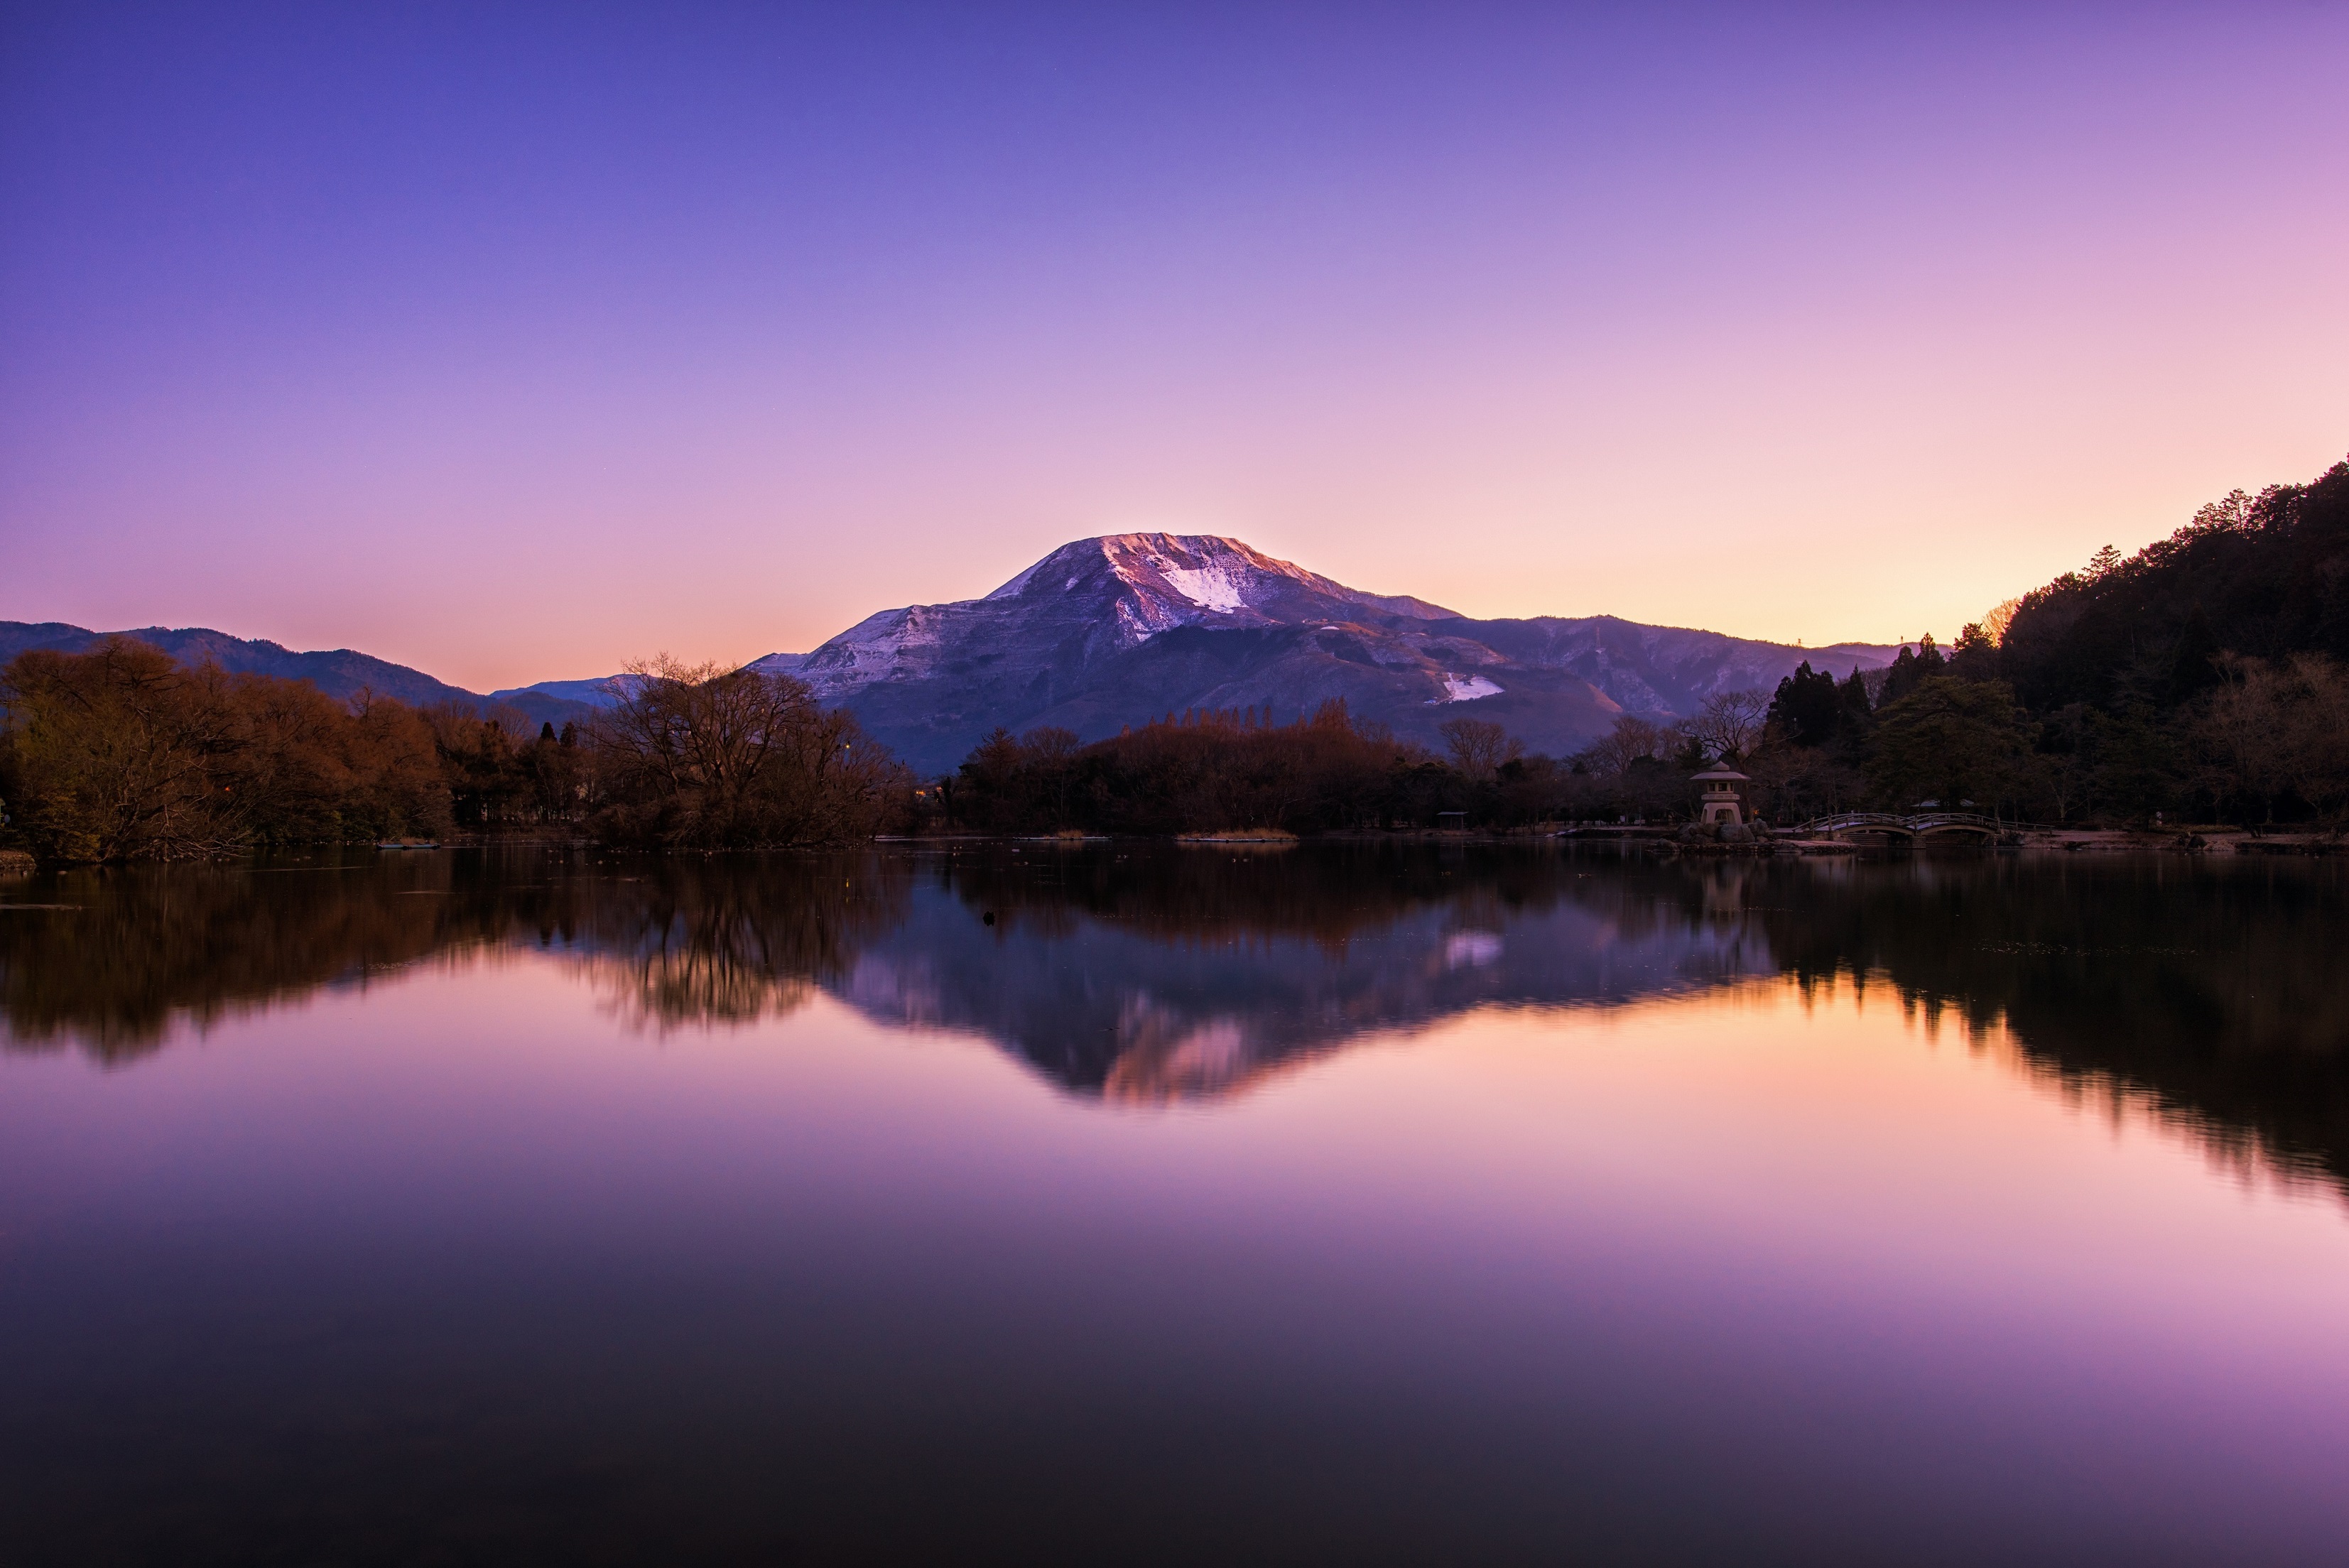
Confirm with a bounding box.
[5,845,2349,1565]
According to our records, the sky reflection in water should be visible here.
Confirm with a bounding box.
[4,846,2348,1565]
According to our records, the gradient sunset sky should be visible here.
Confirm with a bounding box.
[4,2,2345,692]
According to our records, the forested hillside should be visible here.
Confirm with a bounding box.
[2001,458,2349,712]
[1734,454,2349,827]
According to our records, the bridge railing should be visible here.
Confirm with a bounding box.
[1787,812,2012,837]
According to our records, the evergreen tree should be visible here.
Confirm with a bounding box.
[1878,635,1945,706]
[1767,661,1842,747]
[1948,624,2000,682]
[1835,666,1873,739]
[1866,677,2033,814]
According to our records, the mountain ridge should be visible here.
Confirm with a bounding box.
[0,621,600,730]
[4,535,1902,774]
[749,533,1902,772]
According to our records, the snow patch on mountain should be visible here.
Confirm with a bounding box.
[1157,563,1247,613]
[1433,675,1504,702]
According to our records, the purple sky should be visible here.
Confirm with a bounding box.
[4,2,2345,690]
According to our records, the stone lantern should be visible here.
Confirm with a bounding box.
[1691,763,1749,827]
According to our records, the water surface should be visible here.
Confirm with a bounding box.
[5,846,2348,1564]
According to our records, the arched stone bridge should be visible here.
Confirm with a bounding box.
[1791,812,2012,841]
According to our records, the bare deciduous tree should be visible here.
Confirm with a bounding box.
[1689,690,1768,764]
[590,656,905,846]
[1439,717,1521,779]
[0,639,244,860]
[1580,715,1668,777]
[2194,653,2349,823]
[1,637,449,860]
[2281,654,2349,817]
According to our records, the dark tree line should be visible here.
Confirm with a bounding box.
[421,704,587,829]
[0,639,450,860]
[941,701,1455,834]
[1741,454,2349,827]
[2002,466,2349,712]
[0,641,911,861]
[936,700,1732,834]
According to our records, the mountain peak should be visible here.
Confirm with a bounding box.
[1095,534,1306,613]
[739,533,1903,774]
[984,532,1452,625]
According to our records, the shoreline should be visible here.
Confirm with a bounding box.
[6,826,2340,872]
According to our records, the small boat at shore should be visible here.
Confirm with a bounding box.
[374,840,441,849]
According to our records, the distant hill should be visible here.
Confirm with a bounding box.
[0,621,598,729]
[487,676,632,709]
[750,533,1902,774]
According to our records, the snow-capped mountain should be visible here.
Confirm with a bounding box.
[748,534,1902,775]
[6,535,1902,778]
[756,534,1446,693]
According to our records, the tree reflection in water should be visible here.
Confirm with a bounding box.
[5,844,2346,1193]
[0,849,913,1055]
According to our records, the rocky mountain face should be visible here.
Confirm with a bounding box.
[752,533,1900,775]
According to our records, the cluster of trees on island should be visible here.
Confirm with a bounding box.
[4,455,2344,860]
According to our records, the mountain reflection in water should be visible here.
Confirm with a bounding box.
[6,845,2347,1188]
